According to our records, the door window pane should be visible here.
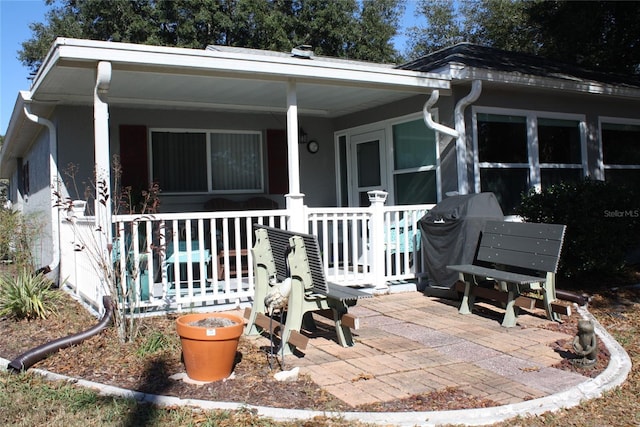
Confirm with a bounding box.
[357,140,381,187]
[393,119,436,169]
[394,171,437,205]
[477,113,527,163]
[538,118,582,163]
[152,132,207,192]
[210,133,262,191]
[480,168,529,214]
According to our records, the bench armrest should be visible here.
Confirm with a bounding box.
[326,282,372,302]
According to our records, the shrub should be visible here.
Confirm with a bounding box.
[0,269,60,320]
[515,179,640,283]
[0,208,40,270]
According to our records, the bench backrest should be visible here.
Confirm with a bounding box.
[477,220,566,274]
[253,225,329,294]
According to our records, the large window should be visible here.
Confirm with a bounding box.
[600,119,640,186]
[475,109,585,213]
[151,129,263,194]
[392,118,438,205]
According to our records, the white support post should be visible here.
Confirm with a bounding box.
[368,190,388,291]
[94,61,112,244]
[285,79,306,232]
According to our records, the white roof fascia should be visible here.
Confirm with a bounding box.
[0,92,28,177]
[31,38,450,95]
[449,63,640,98]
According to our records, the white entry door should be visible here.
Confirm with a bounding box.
[349,130,387,207]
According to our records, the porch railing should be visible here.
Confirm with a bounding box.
[59,198,433,314]
[59,215,108,313]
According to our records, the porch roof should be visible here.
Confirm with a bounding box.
[1,38,450,177]
[30,38,449,115]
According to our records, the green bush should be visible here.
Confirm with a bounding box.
[0,269,60,320]
[515,179,640,282]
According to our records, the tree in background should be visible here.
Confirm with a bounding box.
[353,0,404,63]
[526,1,640,75]
[407,0,640,75]
[19,0,404,74]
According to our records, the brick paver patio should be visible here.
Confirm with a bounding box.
[245,291,587,407]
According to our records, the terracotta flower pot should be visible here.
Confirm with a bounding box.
[175,312,244,382]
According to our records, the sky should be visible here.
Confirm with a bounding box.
[0,0,421,135]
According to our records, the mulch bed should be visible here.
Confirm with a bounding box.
[0,288,611,413]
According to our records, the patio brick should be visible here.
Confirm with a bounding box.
[244,291,593,408]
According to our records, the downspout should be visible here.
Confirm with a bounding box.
[8,296,114,372]
[423,80,482,195]
[23,97,61,284]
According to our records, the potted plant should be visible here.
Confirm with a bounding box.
[176,312,244,382]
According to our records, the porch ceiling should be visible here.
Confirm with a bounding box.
[28,39,451,118]
[35,66,422,117]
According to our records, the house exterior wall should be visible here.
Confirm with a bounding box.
[56,106,96,201]
[332,94,427,130]
[45,106,344,212]
[15,127,53,268]
[8,168,19,209]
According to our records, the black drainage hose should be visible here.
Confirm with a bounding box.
[8,296,115,373]
[555,289,589,306]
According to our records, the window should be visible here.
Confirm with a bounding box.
[600,120,640,186]
[474,109,585,213]
[151,129,263,194]
[538,118,584,188]
[20,160,30,196]
[392,118,438,204]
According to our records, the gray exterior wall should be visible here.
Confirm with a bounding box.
[52,107,344,212]
[15,126,54,268]
[56,106,96,201]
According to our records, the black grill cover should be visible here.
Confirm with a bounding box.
[419,193,504,289]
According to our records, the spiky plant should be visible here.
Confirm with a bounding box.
[0,269,60,320]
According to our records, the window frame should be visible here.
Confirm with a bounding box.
[472,107,587,194]
[148,127,264,195]
[598,116,640,181]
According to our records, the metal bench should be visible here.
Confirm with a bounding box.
[244,225,371,355]
[447,220,567,327]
